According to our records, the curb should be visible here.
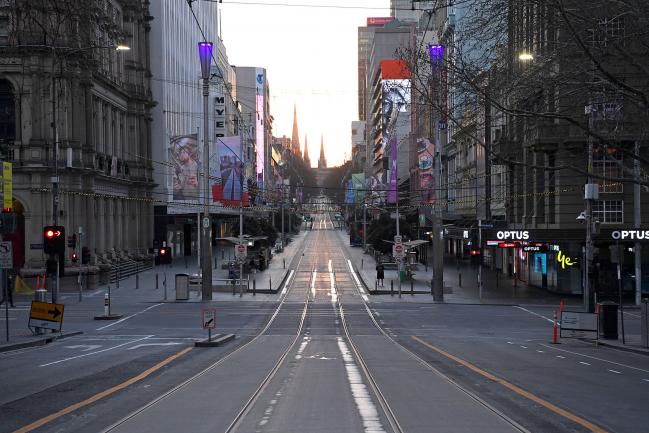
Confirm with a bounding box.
[194,333,235,347]
[596,340,649,356]
[0,330,83,353]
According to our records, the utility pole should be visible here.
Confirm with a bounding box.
[50,46,60,304]
[198,42,213,301]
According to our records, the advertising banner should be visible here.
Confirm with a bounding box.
[255,68,265,179]
[417,138,435,204]
[351,173,365,205]
[346,179,355,204]
[213,136,249,206]
[170,134,200,201]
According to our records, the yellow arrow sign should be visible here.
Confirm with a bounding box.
[30,300,64,323]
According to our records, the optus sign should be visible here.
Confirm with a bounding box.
[611,230,649,241]
[496,231,530,240]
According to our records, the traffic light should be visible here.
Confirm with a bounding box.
[158,247,171,265]
[82,246,90,264]
[43,226,65,255]
[71,252,78,263]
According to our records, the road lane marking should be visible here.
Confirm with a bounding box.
[126,342,181,351]
[346,259,368,301]
[556,355,565,359]
[337,337,386,433]
[280,270,295,295]
[514,306,555,324]
[643,379,649,382]
[608,369,622,374]
[13,346,192,433]
[520,346,528,349]
[536,350,544,353]
[96,303,163,331]
[40,336,153,367]
[580,362,591,366]
[412,336,608,433]
[540,344,649,374]
[64,345,102,352]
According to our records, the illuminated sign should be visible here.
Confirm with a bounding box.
[498,242,518,248]
[611,230,649,240]
[367,17,394,26]
[557,250,576,269]
[496,230,529,240]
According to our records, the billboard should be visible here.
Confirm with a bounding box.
[351,173,365,205]
[255,68,265,181]
[417,138,435,204]
[213,136,249,206]
[169,134,200,201]
[367,17,394,26]
[346,179,355,204]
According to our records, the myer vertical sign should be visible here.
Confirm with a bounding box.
[214,86,226,140]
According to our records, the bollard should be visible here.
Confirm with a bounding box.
[391,280,394,296]
[253,279,256,296]
[232,279,236,296]
[458,272,462,288]
[116,266,120,289]
[163,273,167,301]
[411,279,414,296]
[496,272,499,288]
[375,280,378,293]
[283,258,285,269]
[361,259,364,269]
[104,292,109,316]
[551,310,559,344]
[136,273,140,290]
[155,273,159,290]
[269,277,272,292]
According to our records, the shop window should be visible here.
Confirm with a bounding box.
[593,199,623,223]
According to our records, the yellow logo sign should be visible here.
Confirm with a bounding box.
[557,251,576,269]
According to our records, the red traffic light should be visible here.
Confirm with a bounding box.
[45,229,62,238]
[71,252,78,262]
[160,248,167,255]
[470,249,481,256]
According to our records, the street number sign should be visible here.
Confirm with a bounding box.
[29,300,64,331]
[202,308,216,329]
[0,241,11,269]
[235,243,247,263]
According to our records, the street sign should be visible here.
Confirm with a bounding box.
[235,243,247,263]
[394,235,402,244]
[0,241,12,269]
[29,300,64,331]
[202,308,216,329]
[202,217,210,228]
[392,243,405,261]
[560,311,598,340]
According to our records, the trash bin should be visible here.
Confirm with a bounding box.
[175,274,189,301]
[598,301,618,339]
[641,299,649,348]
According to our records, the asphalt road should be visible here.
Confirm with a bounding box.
[1,207,648,433]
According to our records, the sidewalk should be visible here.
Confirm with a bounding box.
[0,230,309,350]
[338,230,649,354]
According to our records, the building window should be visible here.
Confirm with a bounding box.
[593,200,623,223]
[593,154,623,193]
[589,16,625,47]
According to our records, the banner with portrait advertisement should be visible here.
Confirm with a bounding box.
[212,136,250,206]
[345,179,355,204]
[169,134,201,202]
[417,138,436,204]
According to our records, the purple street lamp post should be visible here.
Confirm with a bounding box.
[199,41,213,301]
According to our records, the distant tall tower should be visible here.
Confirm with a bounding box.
[291,104,301,156]
[318,135,327,169]
[303,135,311,167]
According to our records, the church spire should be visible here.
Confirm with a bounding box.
[318,135,327,169]
[303,135,311,167]
[291,104,301,156]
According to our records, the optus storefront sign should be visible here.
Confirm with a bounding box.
[611,230,649,241]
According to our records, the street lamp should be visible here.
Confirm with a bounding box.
[277,159,288,251]
[198,41,213,301]
[518,52,534,61]
[428,43,445,302]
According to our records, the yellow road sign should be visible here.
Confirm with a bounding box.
[29,301,64,331]
[2,162,11,211]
